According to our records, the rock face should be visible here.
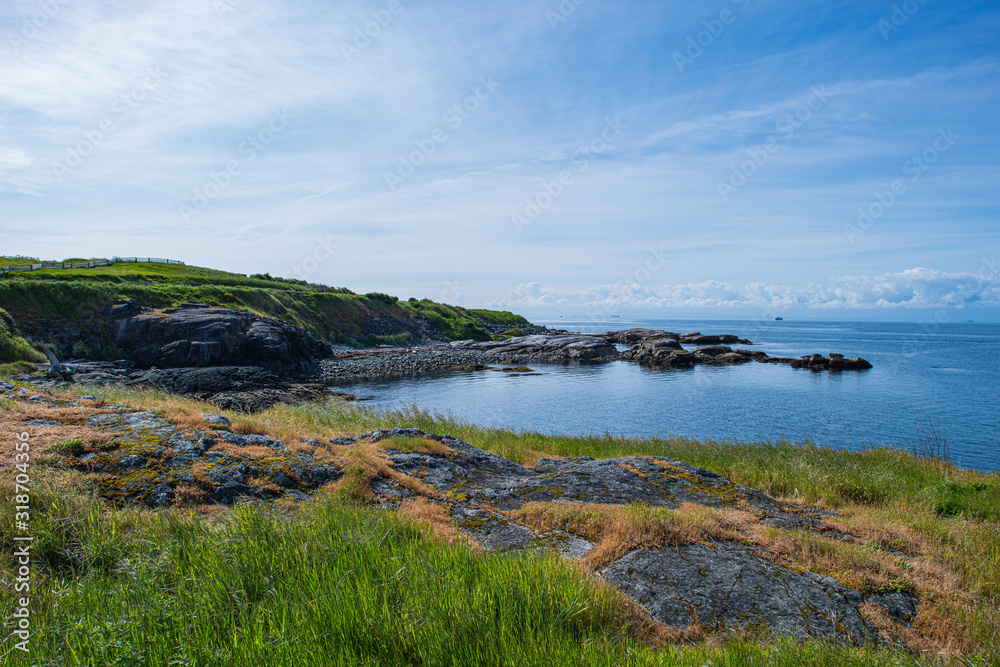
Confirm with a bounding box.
[447,334,617,360]
[111,304,332,374]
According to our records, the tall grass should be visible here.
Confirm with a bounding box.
[0,477,931,667]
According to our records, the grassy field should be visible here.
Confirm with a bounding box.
[1,386,997,666]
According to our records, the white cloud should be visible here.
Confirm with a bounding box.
[0,147,33,170]
[498,268,1000,310]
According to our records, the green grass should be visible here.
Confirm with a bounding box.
[0,360,38,377]
[466,308,530,326]
[0,307,45,364]
[0,475,935,667]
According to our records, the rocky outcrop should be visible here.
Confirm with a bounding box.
[447,334,617,360]
[622,336,871,372]
[126,366,327,412]
[111,304,332,374]
[789,353,874,371]
[600,329,751,346]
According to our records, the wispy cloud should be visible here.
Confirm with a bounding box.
[0,0,997,313]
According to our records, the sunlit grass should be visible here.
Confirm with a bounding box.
[1,385,995,665]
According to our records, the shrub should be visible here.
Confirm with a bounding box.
[364,292,398,305]
[0,308,45,363]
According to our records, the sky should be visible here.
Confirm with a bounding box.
[1,0,998,320]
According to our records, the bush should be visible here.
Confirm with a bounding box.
[0,308,45,363]
[364,292,398,305]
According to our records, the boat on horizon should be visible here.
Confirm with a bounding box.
[774,316,784,321]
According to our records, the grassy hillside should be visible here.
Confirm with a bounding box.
[0,258,513,352]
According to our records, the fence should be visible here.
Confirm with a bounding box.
[0,257,184,277]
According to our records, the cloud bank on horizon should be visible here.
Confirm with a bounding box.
[499,267,1000,313]
[0,0,997,315]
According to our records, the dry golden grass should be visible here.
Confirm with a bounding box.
[378,435,453,457]
[231,420,268,435]
[398,497,459,543]
[190,462,214,489]
[174,483,209,506]
[513,501,744,570]
[860,603,954,659]
[0,392,117,465]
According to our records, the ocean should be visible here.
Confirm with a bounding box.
[338,318,999,473]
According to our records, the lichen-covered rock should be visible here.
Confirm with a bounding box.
[75,405,340,506]
[602,542,881,644]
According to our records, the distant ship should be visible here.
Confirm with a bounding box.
[774,316,783,321]
[610,315,621,318]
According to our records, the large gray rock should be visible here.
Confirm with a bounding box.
[112,304,332,374]
[602,542,879,644]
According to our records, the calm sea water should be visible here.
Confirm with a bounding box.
[337,318,999,473]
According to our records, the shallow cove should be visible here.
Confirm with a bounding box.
[334,318,1000,472]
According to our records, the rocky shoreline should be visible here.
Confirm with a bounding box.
[10,305,873,410]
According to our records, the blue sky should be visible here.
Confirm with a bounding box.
[1,0,998,318]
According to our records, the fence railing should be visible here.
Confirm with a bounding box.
[0,257,184,276]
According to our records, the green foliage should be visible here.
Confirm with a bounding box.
[931,480,1000,522]
[0,255,40,266]
[46,439,86,455]
[364,292,399,305]
[466,308,530,326]
[0,307,45,363]
[70,340,124,362]
[403,299,491,341]
[358,333,413,347]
